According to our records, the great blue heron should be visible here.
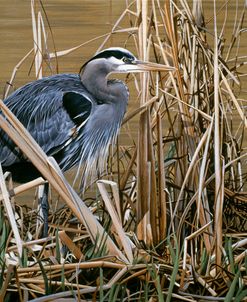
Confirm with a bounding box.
[0,47,172,235]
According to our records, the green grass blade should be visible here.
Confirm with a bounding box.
[245,253,247,276]
[235,288,247,302]
[0,220,8,266]
[200,248,208,275]
[21,247,28,268]
[226,237,235,274]
[38,259,49,295]
[61,263,65,292]
[166,237,179,302]
[156,274,165,302]
[55,229,61,263]
[224,270,240,302]
[144,281,150,301]
[106,283,121,301]
[99,267,104,301]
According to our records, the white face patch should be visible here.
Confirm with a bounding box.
[115,64,144,73]
[93,55,142,74]
[107,56,126,66]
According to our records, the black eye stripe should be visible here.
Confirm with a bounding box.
[93,50,135,61]
[80,49,135,72]
[85,50,134,65]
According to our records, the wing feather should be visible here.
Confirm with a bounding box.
[0,74,93,166]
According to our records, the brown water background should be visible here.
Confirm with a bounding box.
[1,1,246,93]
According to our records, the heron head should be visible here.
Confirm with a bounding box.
[80,47,175,75]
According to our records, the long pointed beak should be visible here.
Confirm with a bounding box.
[134,60,175,72]
[116,60,175,73]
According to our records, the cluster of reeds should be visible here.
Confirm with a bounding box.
[0,0,247,301]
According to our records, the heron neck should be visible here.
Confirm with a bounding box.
[80,61,125,103]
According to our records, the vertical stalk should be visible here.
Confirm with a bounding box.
[213,0,223,269]
[136,0,151,244]
[31,0,42,79]
[157,113,167,240]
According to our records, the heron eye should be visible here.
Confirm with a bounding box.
[123,57,132,63]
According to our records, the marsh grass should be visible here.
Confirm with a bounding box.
[0,0,247,301]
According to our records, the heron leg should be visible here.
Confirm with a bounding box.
[38,183,49,237]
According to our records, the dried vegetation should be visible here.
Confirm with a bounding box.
[0,0,247,301]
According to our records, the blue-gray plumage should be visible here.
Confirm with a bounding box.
[0,47,170,187]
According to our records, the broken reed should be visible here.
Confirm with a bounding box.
[0,0,247,300]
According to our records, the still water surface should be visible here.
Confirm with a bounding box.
[0,1,128,90]
[1,1,246,91]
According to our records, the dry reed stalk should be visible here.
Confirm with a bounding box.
[3,49,34,99]
[0,164,23,257]
[97,180,133,263]
[181,221,212,288]
[31,263,122,274]
[0,177,45,202]
[119,147,137,191]
[136,0,152,245]
[122,96,159,124]
[58,231,84,260]
[213,0,223,270]
[0,265,15,302]
[162,2,212,248]
[48,30,129,59]
[7,236,56,253]
[31,0,43,79]
[156,112,167,240]
[96,6,133,52]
